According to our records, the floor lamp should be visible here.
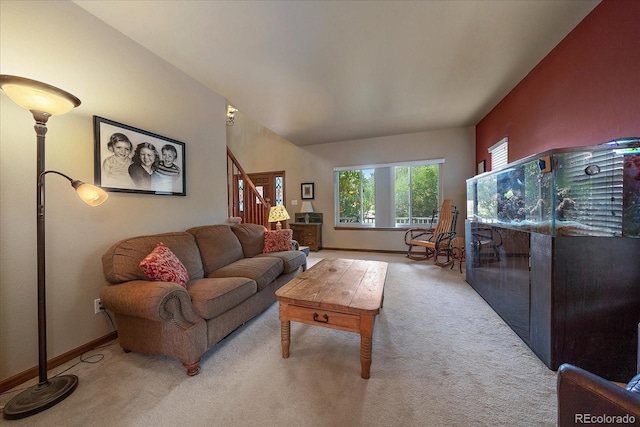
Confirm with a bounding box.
[0,75,108,420]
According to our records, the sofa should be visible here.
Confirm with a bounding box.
[556,323,640,426]
[557,364,640,426]
[100,223,307,376]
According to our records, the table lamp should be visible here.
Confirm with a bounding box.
[268,205,290,230]
[300,201,314,223]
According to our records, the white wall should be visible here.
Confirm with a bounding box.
[228,111,475,252]
[0,1,229,381]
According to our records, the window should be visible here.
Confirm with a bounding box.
[489,137,508,170]
[334,159,443,228]
[336,169,375,225]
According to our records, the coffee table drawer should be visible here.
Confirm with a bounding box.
[287,305,360,331]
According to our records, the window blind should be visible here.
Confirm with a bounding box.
[488,138,508,170]
[560,150,623,235]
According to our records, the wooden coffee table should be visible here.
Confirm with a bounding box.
[275,258,387,379]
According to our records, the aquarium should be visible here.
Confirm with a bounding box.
[467,138,640,237]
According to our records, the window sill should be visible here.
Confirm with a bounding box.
[334,226,411,231]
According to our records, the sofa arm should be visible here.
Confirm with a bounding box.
[100,280,202,328]
[557,363,640,426]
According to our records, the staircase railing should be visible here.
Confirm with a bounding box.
[227,147,271,227]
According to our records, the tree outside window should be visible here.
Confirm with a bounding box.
[395,164,439,225]
[337,169,374,224]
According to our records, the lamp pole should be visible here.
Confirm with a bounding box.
[35,116,50,388]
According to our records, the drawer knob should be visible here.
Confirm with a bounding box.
[313,313,329,323]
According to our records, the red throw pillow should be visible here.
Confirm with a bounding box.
[139,242,190,287]
[263,229,293,253]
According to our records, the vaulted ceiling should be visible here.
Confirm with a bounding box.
[75,0,600,146]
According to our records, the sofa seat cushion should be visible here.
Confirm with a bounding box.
[208,257,283,291]
[187,277,257,319]
[257,250,306,274]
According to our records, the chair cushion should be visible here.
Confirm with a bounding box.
[187,277,257,319]
[257,250,306,273]
[139,242,190,287]
[208,257,283,291]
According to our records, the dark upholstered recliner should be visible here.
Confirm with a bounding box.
[557,324,640,426]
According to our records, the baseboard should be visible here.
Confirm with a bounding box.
[0,331,118,394]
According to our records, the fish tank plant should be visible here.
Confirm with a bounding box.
[467,138,640,237]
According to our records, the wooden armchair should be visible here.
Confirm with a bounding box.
[404,199,459,265]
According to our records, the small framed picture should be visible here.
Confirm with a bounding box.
[94,116,186,196]
[477,160,486,175]
[301,182,314,200]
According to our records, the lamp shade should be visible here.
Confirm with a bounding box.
[300,201,314,213]
[72,181,109,207]
[0,75,80,117]
[268,205,290,223]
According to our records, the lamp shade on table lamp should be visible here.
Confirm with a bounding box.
[300,201,314,223]
[268,205,290,230]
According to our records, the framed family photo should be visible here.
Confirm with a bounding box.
[94,116,186,196]
[301,182,314,200]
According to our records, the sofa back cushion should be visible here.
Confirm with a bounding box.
[231,223,266,258]
[103,232,204,284]
[187,225,244,274]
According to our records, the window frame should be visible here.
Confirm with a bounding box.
[334,158,444,229]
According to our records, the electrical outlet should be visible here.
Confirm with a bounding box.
[94,298,104,314]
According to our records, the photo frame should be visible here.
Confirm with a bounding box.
[94,116,186,196]
[301,182,314,200]
[477,160,486,175]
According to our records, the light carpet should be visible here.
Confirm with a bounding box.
[1,250,557,426]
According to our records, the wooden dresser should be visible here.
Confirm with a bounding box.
[290,213,322,251]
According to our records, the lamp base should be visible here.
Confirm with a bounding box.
[3,375,78,420]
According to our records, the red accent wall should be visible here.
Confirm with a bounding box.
[476,0,640,170]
